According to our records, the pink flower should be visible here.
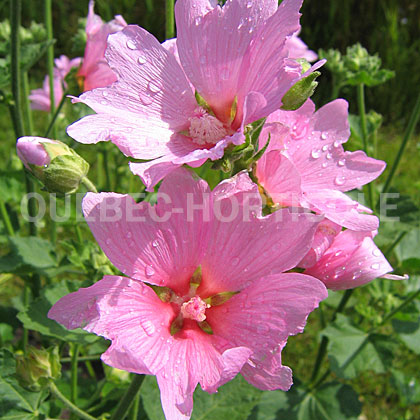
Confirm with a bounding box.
[77,0,127,91]
[255,99,386,231]
[29,55,81,112]
[304,229,392,290]
[67,0,317,191]
[48,168,327,420]
[286,33,317,62]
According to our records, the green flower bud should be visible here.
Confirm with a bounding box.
[16,136,90,195]
[16,346,61,391]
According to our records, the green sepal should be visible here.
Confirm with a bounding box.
[195,91,214,115]
[205,291,239,307]
[170,315,183,336]
[149,285,173,303]
[281,71,321,111]
[198,320,214,335]
[189,265,203,293]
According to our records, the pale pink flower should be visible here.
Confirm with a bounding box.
[304,229,392,290]
[77,0,127,91]
[286,33,317,62]
[29,55,81,112]
[256,99,386,231]
[67,0,318,191]
[48,168,327,420]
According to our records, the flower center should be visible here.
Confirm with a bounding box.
[180,296,209,322]
[188,107,228,145]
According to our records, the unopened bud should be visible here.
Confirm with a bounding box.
[16,136,89,195]
[16,346,61,391]
[281,71,321,111]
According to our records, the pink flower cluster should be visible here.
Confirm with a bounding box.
[29,1,126,112]
[41,1,395,419]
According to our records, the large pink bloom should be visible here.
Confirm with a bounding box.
[256,99,386,231]
[48,168,327,420]
[67,0,314,191]
[304,229,392,290]
[77,0,127,91]
[286,33,317,62]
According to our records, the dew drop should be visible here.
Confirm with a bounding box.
[145,265,155,278]
[139,93,153,106]
[126,40,136,50]
[257,324,270,334]
[126,231,132,239]
[326,152,332,160]
[311,149,321,159]
[371,263,380,270]
[152,240,159,248]
[106,238,112,245]
[335,251,342,257]
[322,145,328,152]
[334,175,345,186]
[372,249,381,257]
[147,80,162,93]
[102,90,108,97]
[333,140,340,148]
[246,1,253,8]
[321,133,327,140]
[338,159,346,166]
[194,16,202,26]
[232,257,239,266]
[137,55,147,65]
[322,162,328,168]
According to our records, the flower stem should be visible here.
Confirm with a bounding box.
[22,72,34,135]
[310,289,353,383]
[70,344,80,407]
[381,90,420,196]
[0,200,14,236]
[81,177,98,193]
[110,374,145,420]
[129,392,140,420]
[45,0,57,139]
[49,382,97,420]
[44,90,68,138]
[165,0,175,40]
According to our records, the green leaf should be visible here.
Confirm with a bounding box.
[392,315,420,355]
[390,369,420,407]
[17,281,100,345]
[21,40,55,73]
[0,349,47,419]
[141,374,263,420]
[322,314,396,379]
[248,381,361,420]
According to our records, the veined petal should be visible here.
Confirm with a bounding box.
[67,114,174,159]
[207,273,327,389]
[82,170,210,295]
[305,189,379,231]
[175,0,277,121]
[199,173,322,296]
[71,25,196,146]
[305,230,393,290]
[48,275,175,374]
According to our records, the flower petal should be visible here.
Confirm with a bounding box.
[305,230,393,290]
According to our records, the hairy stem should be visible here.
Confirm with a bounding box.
[110,374,145,420]
[165,0,175,40]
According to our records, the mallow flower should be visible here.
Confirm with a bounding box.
[77,0,127,91]
[255,98,386,231]
[48,168,327,420]
[29,55,81,112]
[286,32,317,62]
[67,0,318,190]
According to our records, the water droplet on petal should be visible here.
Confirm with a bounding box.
[102,91,108,97]
[371,263,380,270]
[257,324,270,334]
[145,265,155,278]
[194,16,202,26]
[372,249,381,257]
[335,175,345,186]
[232,257,239,266]
[333,140,340,148]
[137,55,147,65]
[246,1,253,8]
[152,240,159,248]
[338,159,346,166]
[139,93,153,105]
[126,40,137,50]
[311,149,321,159]
[126,231,132,239]
[322,162,328,168]
[321,133,327,140]
[322,145,328,151]
[326,152,332,160]
[106,238,112,245]
[147,80,162,93]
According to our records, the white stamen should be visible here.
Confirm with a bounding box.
[188,107,228,145]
